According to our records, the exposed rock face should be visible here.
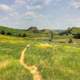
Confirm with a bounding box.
[27,27,39,33]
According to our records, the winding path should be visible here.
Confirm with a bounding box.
[19,45,42,80]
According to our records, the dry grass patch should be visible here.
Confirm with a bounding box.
[35,43,53,49]
[0,60,10,69]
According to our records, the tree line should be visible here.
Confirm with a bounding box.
[0,30,27,37]
[59,27,80,39]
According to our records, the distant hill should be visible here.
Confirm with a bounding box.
[27,27,39,32]
[70,27,80,34]
[59,27,80,35]
[58,27,80,39]
[0,25,79,39]
[0,26,26,36]
[0,26,53,38]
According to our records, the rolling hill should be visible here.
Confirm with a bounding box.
[0,26,53,38]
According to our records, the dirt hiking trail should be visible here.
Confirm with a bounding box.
[19,45,42,80]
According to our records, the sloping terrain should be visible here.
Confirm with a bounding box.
[0,35,80,80]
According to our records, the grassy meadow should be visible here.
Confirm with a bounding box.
[0,35,80,80]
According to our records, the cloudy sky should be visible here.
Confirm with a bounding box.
[0,0,80,29]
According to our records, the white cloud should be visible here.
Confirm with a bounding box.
[9,12,18,16]
[15,0,52,5]
[72,0,80,8]
[36,14,44,20]
[43,0,52,5]
[26,5,42,10]
[0,4,18,17]
[32,0,52,6]
[0,4,12,12]
[25,11,44,20]
[25,11,35,16]
[25,0,52,11]
[15,0,26,4]
[15,0,52,9]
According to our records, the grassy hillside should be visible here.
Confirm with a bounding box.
[0,26,25,36]
[0,26,50,39]
[0,26,80,40]
[0,35,80,80]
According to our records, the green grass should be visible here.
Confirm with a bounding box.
[0,35,33,80]
[24,43,80,80]
[0,35,80,80]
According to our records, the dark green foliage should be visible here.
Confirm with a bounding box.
[0,26,24,36]
[59,29,71,36]
[18,34,22,37]
[0,30,5,35]
[73,34,80,39]
[68,38,73,43]
[58,27,80,40]
[22,33,27,37]
[7,32,12,35]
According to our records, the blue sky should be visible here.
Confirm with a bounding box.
[0,0,80,29]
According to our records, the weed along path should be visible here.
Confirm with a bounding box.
[19,45,42,80]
